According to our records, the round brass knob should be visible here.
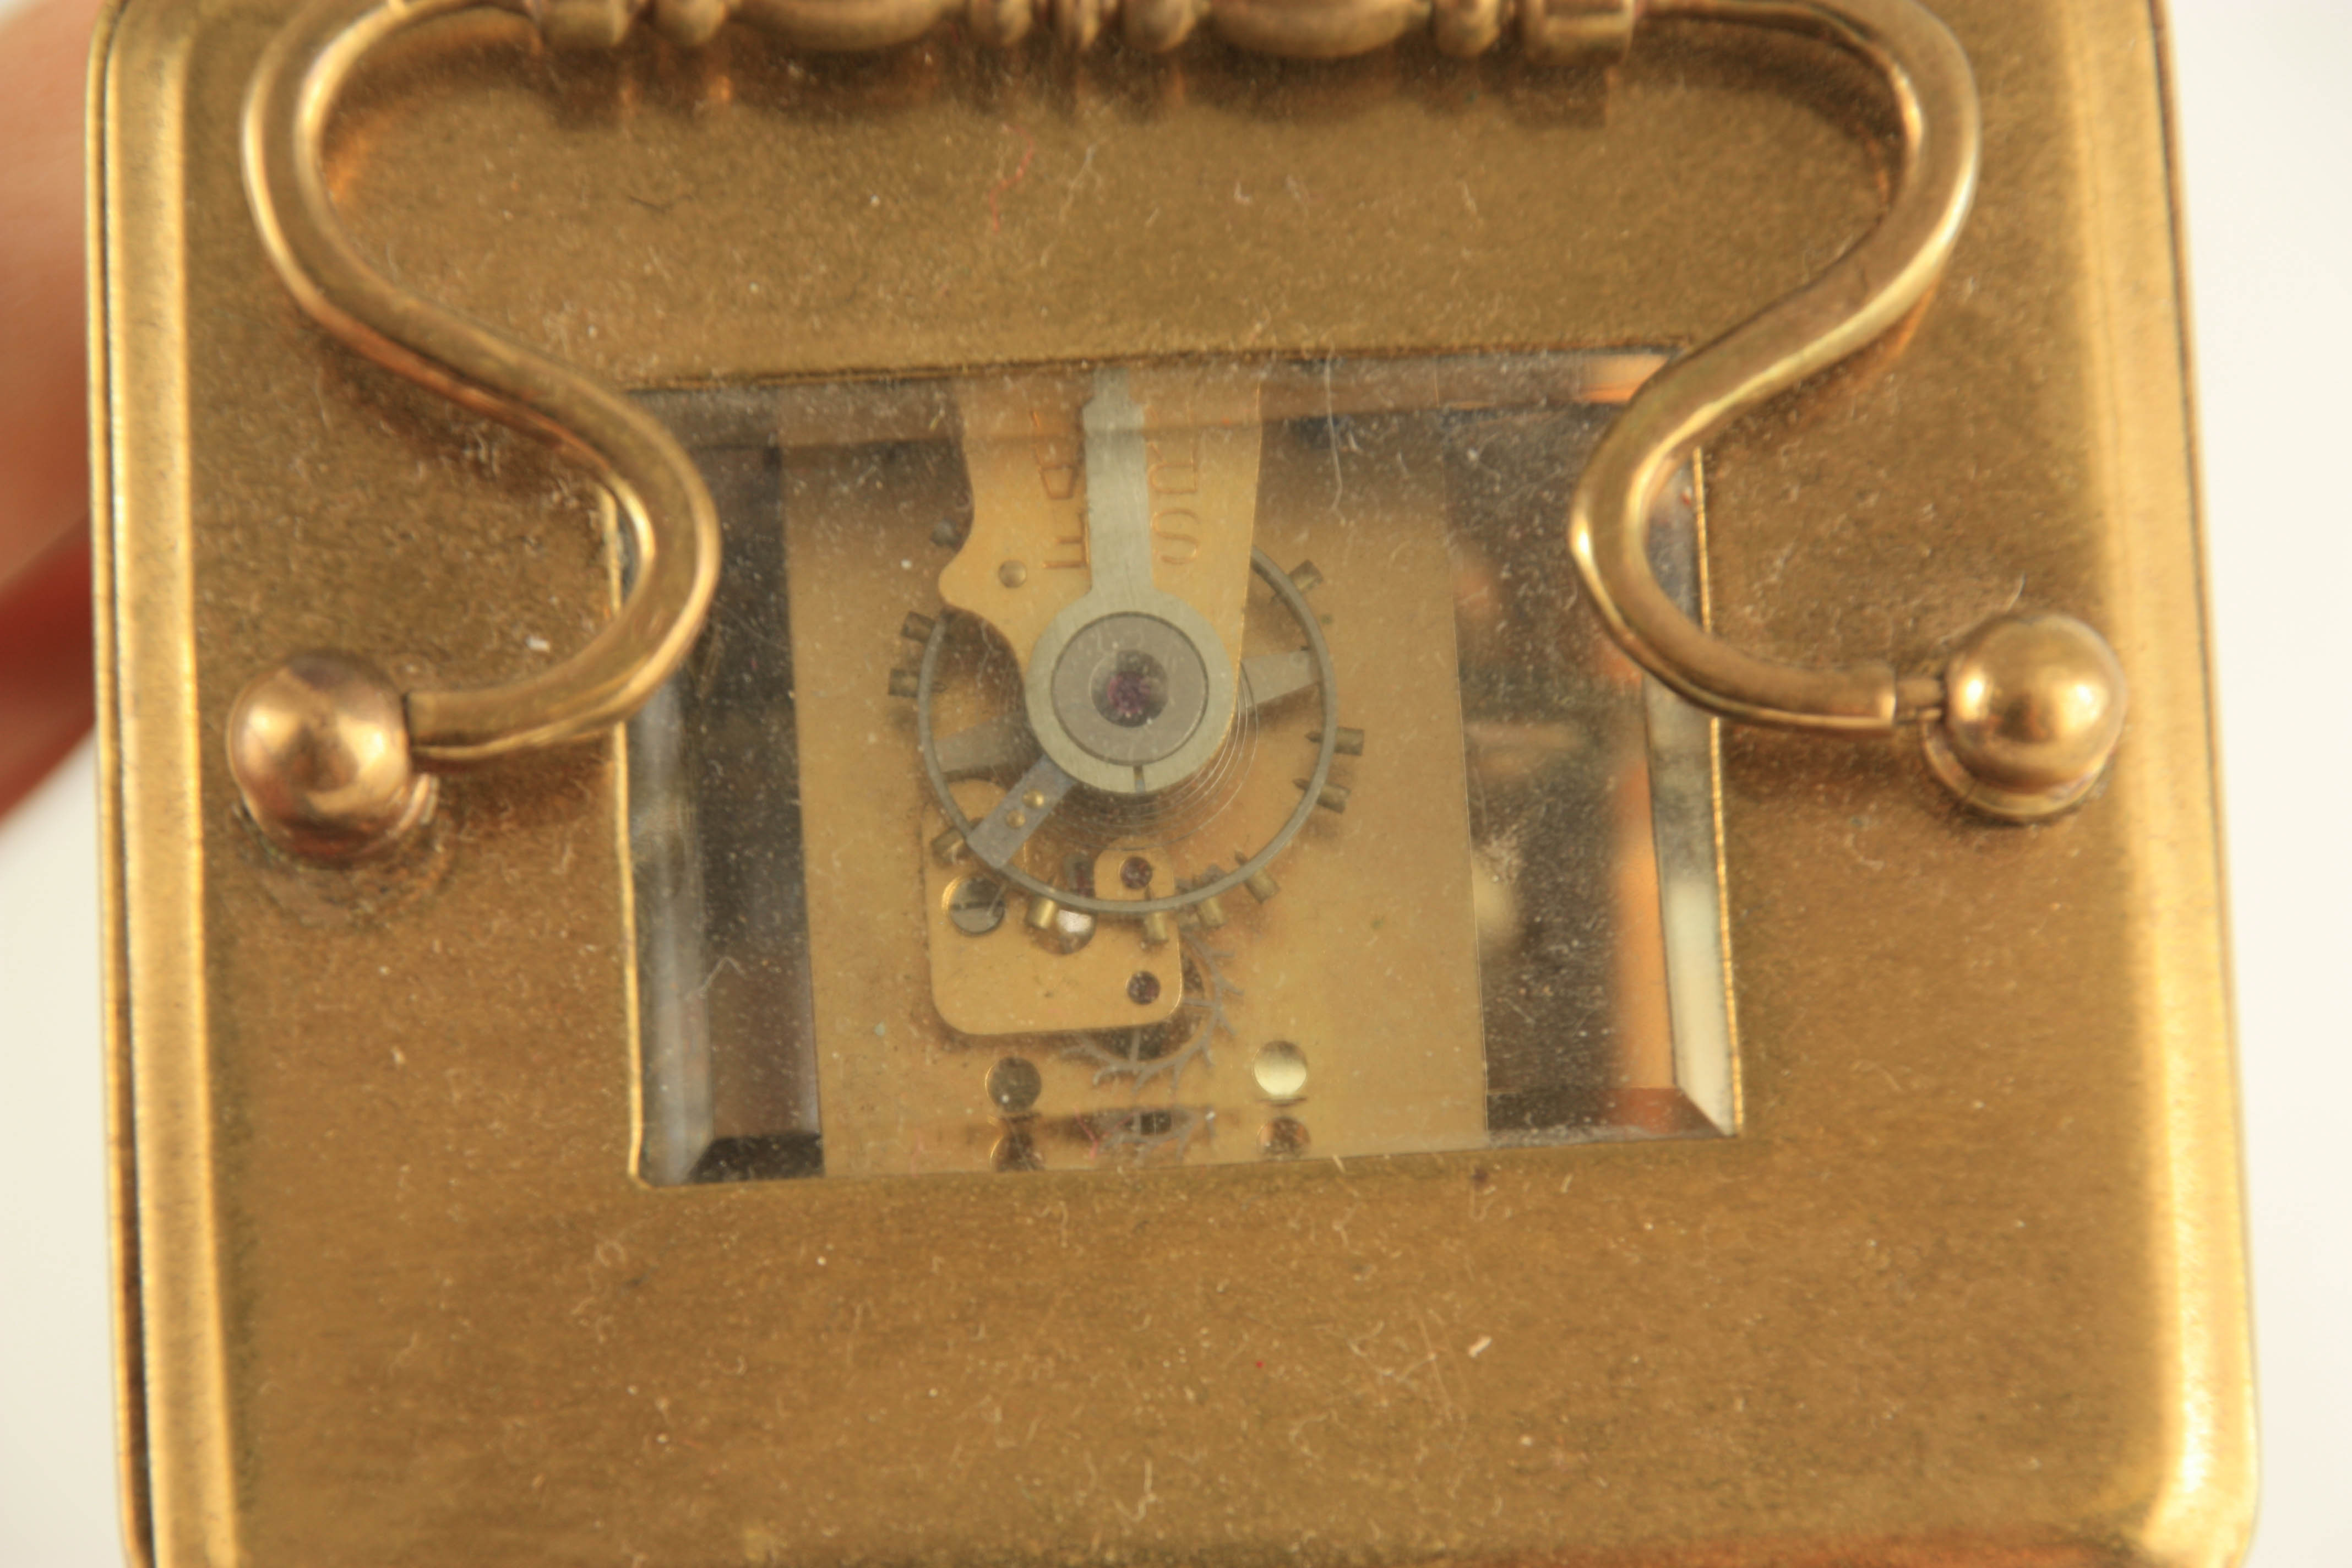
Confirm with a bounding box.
[226,652,437,861]
[1924,613,2127,820]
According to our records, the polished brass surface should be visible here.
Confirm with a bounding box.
[97,0,2251,1563]
[224,651,437,858]
[1923,611,2130,819]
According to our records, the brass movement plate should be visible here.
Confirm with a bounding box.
[95,1,2251,1564]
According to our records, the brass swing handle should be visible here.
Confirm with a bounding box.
[1567,0,2126,823]
[227,0,2125,861]
[231,0,724,860]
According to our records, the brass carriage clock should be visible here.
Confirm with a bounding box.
[93,0,2251,1561]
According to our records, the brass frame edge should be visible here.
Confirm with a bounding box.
[86,1,153,1561]
[95,1,241,1561]
[2114,0,2257,1560]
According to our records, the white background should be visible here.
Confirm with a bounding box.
[2,1,2344,1561]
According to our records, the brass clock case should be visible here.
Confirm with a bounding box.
[93,0,2250,1562]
